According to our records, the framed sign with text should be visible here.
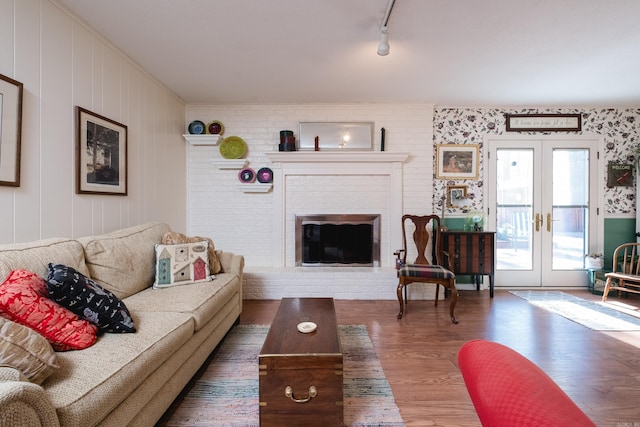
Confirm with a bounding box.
[607,162,633,187]
[505,114,582,132]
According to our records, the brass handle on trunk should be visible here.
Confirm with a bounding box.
[285,385,317,403]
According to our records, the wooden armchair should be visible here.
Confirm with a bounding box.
[602,242,640,301]
[394,214,458,323]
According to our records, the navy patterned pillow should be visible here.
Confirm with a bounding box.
[46,263,136,333]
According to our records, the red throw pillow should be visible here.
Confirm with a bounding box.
[0,269,97,351]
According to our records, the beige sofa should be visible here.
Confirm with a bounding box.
[0,222,244,427]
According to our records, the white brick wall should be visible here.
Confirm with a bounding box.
[186,103,438,300]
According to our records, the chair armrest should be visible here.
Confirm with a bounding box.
[394,249,406,269]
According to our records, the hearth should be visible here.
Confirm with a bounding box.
[295,214,380,267]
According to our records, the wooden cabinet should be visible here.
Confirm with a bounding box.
[441,231,496,297]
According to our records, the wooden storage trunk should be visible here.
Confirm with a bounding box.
[259,298,343,426]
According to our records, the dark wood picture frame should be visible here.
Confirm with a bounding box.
[76,107,128,195]
[0,73,23,187]
[505,113,582,132]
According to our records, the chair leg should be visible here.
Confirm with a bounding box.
[448,280,459,324]
[601,277,611,302]
[434,284,440,306]
[397,282,405,319]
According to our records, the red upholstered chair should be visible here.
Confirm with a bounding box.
[394,214,458,323]
[458,339,596,427]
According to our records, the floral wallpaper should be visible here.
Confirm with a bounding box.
[434,108,640,217]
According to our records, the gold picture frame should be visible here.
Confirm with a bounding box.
[446,185,468,208]
[76,107,128,195]
[436,144,479,179]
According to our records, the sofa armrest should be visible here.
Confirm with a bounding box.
[216,251,244,312]
[216,251,244,277]
[0,368,59,427]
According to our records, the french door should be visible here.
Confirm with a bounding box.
[486,138,600,287]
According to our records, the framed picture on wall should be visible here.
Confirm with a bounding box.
[436,144,479,179]
[446,184,469,208]
[0,73,23,187]
[76,107,128,195]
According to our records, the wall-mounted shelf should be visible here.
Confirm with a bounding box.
[236,183,272,193]
[183,134,222,146]
[211,159,248,170]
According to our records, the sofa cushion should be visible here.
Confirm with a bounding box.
[78,222,171,299]
[153,241,211,288]
[43,310,193,427]
[126,273,239,331]
[0,269,97,351]
[162,231,222,274]
[46,263,136,333]
[0,238,89,284]
[0,317,59,384]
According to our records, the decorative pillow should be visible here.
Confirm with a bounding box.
[0,317,59,384]
[0,269,97,351]
[162,231,222,274]
[153,241,212,288]
[46,264,136,333]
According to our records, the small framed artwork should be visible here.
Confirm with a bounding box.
[76,107,128,195]
[436,144,479,179]
[606,162,633,187]
[446,185,468,208]
[0,73,23,186]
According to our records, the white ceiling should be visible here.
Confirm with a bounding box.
[54,0,640,107]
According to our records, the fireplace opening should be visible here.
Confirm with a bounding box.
[295,214,380,267]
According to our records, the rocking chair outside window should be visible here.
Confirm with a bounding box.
[394,214,459,323]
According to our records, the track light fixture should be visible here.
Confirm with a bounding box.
[377,28,390,56]
[377,0,395,56]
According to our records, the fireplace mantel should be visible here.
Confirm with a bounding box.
[266,151,409,164]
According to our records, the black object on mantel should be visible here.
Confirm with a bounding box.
[278,130,296,151]
[380,127,386,151]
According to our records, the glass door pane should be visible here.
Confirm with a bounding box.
[496,149,533,270]
[550,149,589,270]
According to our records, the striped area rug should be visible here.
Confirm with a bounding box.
[511,290,640,331]
[158,324,405,426]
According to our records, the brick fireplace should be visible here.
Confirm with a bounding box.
[239,151,440,300]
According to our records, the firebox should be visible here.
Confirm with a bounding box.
[295,214,380,267]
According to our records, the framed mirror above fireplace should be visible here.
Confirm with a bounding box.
[298,122,373,151]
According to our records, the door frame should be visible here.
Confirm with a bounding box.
[484,134,605,289]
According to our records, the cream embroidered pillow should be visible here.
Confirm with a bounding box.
[153,241,212,288]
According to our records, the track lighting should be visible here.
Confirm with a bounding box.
[377,0,395,56]
[377,28,390,56]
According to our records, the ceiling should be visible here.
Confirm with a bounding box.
[54,0,640,107]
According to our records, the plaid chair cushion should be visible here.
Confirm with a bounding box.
[399,264,455,279]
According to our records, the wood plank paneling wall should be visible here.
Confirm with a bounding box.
[0,0,187,244]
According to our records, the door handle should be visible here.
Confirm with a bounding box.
[534,213,543,232]
[546,213,558,232]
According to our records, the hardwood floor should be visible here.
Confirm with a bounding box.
[240,290,640,427]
